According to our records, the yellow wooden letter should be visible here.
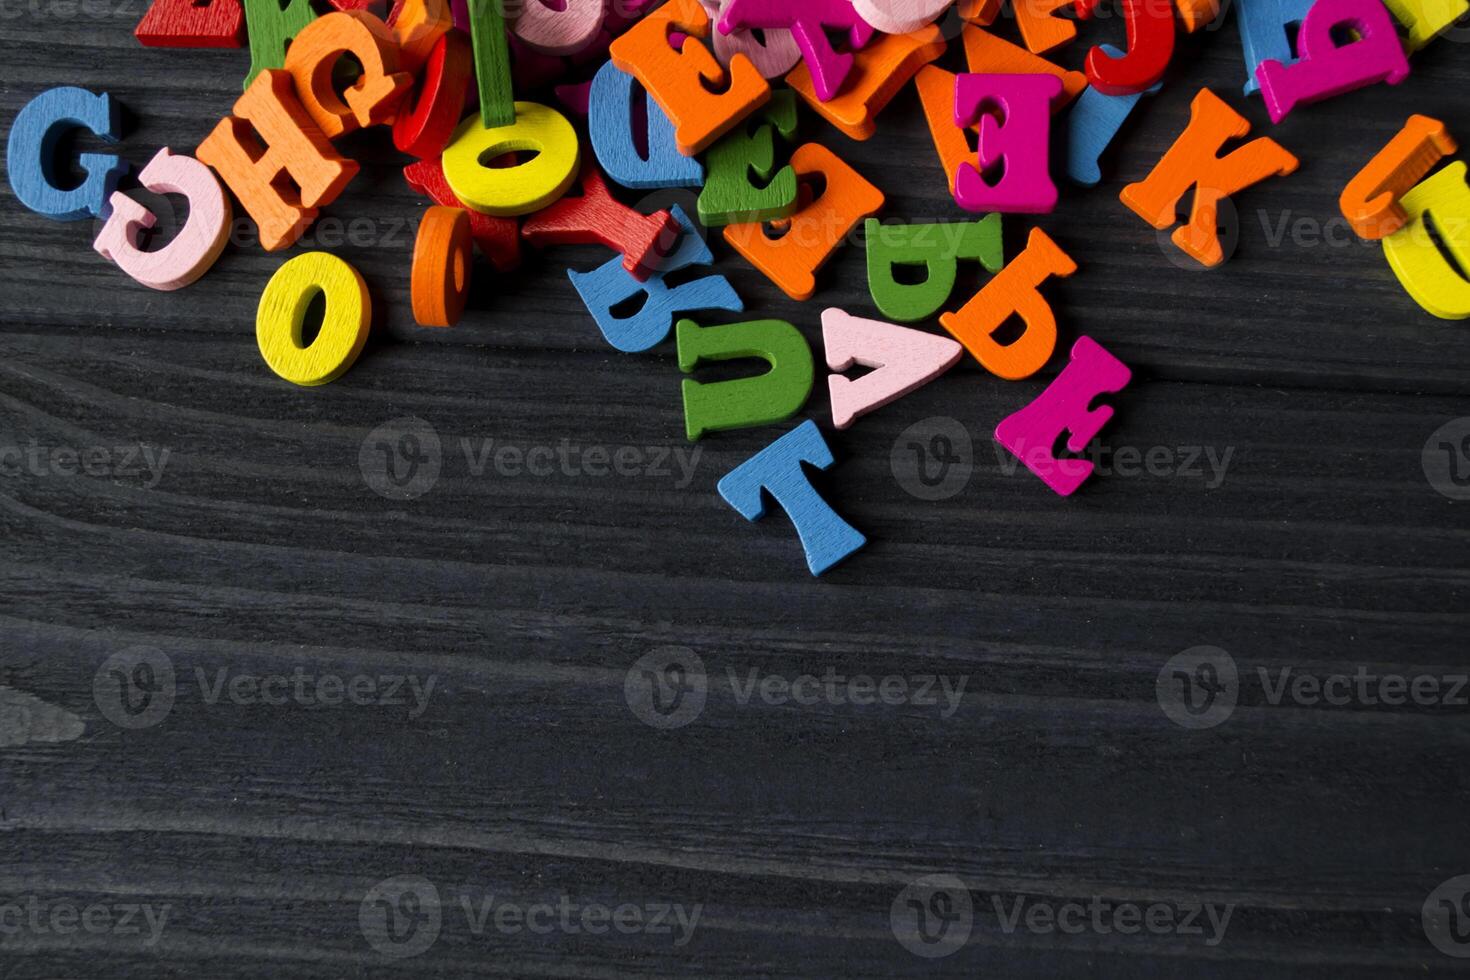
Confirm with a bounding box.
[256,252,372,385]
[441,101,580,216]
[1384,161,1470,320]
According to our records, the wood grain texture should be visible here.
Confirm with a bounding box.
[0,8,1469,977]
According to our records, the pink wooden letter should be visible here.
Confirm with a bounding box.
[93,147,231,291]
[718,0,875,102]
[1256,0,1410,124]
[954,72,1062,215]
[994,336,1132,496]
[822,308,963,430]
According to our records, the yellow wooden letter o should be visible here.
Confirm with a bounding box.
[442,101,580,217]
[1384,161,1470,321]
[256,252,372,385]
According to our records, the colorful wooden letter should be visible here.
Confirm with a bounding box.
[256,252,371,385]
[724,143,884,301]
[6,87,125,222]
[93,148,231,291]
[720,0,875,103]
[411,205,472,327]
[717,420,866,576]
[284,11,413,138]
[1120,88,1299,268]
[242,0,316,87]
[1255,0,1411,124]
[522,163,681,281]
[698,0,801,77]
[392,31,472,158]
[197,70,359,251]
[994,336,1132,496]
[135,0,244,47]
[466,0,516,127]
[954,72,1063,214]
[1014,0,1078,54]
[852,0,956,33]
[588,61,705,190]
[1237,0,1316,95]
[698,89,800,228]
[441,102,581,216]
[1078,0,1175,95]
[609,0,771,156]
[404,157,521,270]
[1065,44,1162,186]
[961,26,1087,105]
[866,215,1004,323]
[823,309,963,430]
[1341,115,1457,241]
[1382,0,1469,49]
[939,227,1076,380]
[678,317,815,440]
[1383,162,1470,319]
[512,0,603,54]
[786,23,946,141]
[569,206,744,353]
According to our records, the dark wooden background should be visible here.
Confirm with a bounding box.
[1,2,1468,975]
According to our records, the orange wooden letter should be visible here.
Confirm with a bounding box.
[786,25,946,141]
[197,69,358,251]
[284,11,412,138]
[1121,87,1299,268]
[724,144,884,301]
[608,0,770,157]
[939,227,1077,381]
[1341,115,1457,241]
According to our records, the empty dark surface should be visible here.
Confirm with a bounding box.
[1,4,1468,977]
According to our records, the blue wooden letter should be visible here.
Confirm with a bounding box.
[718,420,866,577]
[6,87,126,221]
